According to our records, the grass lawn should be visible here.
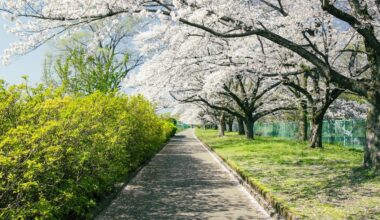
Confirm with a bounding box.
[196,129,380,219]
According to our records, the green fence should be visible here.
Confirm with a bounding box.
[254,119,366,148]
[176,121,191,132]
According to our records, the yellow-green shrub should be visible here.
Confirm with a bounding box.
[0,81,25,137]
[0,87,175,219]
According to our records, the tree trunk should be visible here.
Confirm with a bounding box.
[298,73,308,141]
[363,100,380,169]
[244,117,254,139]
[218,113,226,137]
[310,117,323,148]
[298,99,308,141]
[237,117,245,135]
[362,34,380,169]
[227,119,234,132]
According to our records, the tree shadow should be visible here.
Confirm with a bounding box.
[271,161,380,217]
[321,166,379,195]
[96,134,270,220]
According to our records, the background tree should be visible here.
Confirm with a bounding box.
[42,19,142,94]
[46,48,134,94]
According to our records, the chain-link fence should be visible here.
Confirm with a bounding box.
[176,121,191,132]
[254,119,366,148]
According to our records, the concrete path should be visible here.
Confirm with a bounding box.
[96,129,271,220]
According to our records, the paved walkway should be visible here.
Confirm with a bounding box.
[96,129,271,220]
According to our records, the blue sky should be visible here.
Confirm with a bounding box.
[0,18,48,85]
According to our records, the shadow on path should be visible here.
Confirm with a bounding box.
[96,129,271,220]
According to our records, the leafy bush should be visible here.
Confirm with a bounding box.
[0,84,175,219]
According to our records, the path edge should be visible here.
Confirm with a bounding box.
[193,129,301,220]
[92,131,182,219]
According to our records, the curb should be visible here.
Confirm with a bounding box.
[194,130,301,220]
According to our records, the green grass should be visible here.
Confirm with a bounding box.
[196,129,380,219]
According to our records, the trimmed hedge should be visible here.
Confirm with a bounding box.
[0,83,175,219]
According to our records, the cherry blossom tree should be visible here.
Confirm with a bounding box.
[167,0,380,168]
[128,23,297,139]
[171,103,203,125]
[1,0,379,167]
[283,68,345,148]
[326,98,368,120]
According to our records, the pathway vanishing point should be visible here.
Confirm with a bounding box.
[96,129,272,220]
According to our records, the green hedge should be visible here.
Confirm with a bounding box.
[0,82,175,219]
